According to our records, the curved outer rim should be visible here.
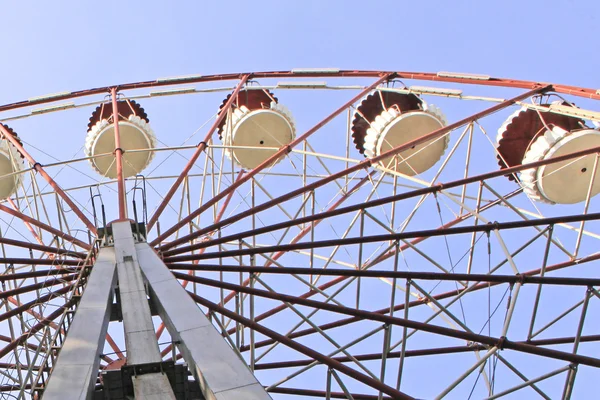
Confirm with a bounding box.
[0,70,598,115]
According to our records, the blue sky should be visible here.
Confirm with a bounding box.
[1,0,598,102]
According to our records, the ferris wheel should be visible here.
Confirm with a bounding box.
[0,70,597,399]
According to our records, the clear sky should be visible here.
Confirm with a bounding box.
[1,0,598,103]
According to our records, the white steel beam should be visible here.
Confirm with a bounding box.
[136,242,272,400]
[113,221,176,399]
[43,247,117,400]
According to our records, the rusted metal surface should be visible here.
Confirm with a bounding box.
[164,211,600,262]
[168,264,600,287]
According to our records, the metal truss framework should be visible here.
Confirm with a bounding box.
[0,70,595,399]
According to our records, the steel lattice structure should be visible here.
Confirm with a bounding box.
[0,70,597,399]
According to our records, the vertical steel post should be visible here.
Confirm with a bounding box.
[113,221,176,399]
[110,88,127,220]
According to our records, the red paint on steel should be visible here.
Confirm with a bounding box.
[110,88,127,220]
[183,274,600,368]
[0,125,97,234]
[189,291,415,400]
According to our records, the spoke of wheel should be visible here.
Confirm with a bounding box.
[191,292,413,399]
[0,126,96,234]
[0,203,90,251]
[215,173,372,310]
[164,212,600,263]
[181,274,600,367]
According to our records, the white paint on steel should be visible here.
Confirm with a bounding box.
[113,221,176,399]
[363,102,448,176]
[43,247,117,400]
[136,242,272,400]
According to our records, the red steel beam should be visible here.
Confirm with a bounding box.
[0,125,96,234]
[189,291,415,400]
[147,75,251,231]
[255,345,488,370]
[110,87,127,220]
[267,388,393,400]
[0,284,74,324]
[239,251,600,352]
[150,73,395,246]
[158,85,549,253]
[0,235,85,258]
[184,276,600,368]
[0,333,40,352]
[0,267,83,282]
[255,334,600,369]
[0,201,91,251]
[0,70,599,116]
[168,265,600,287]
[7,198,51,254]
[164,211,600,262]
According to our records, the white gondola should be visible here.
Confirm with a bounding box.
[362,103,447,175]
[521,127,600,204]
[0,125,25,199]
[221,101,295,169]
[352,90,448,176]
[85,101,156,179]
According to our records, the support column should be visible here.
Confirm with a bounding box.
[136,242,272,400]
[113,221,176,399]
[43,247,117,400]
